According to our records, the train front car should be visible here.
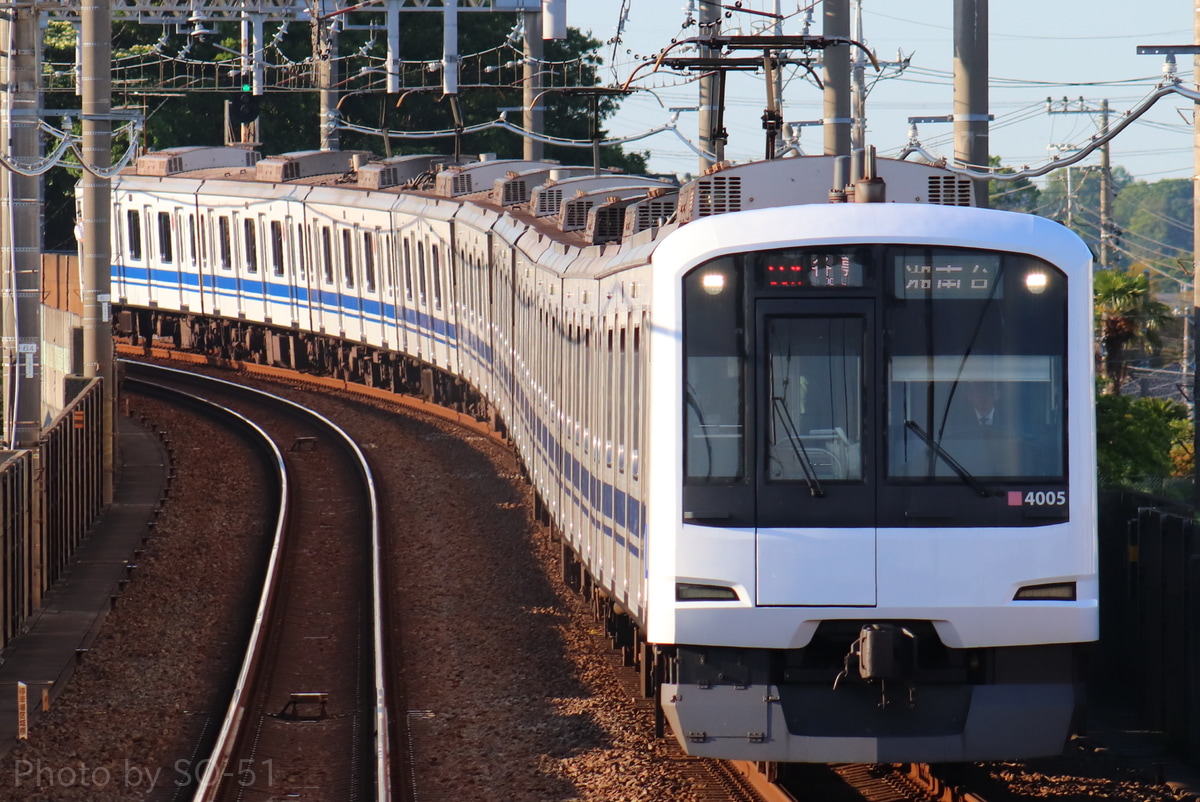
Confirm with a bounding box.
[647,201,1096,764]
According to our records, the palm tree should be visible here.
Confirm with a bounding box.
[1094,268,1173,394]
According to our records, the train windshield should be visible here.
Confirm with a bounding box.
[681,244,1070,529]
[885,248,1065,482]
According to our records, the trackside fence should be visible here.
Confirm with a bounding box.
[1096,491,1200,765]
[0,379,105,653]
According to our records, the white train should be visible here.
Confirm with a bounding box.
[109,144,1097,763]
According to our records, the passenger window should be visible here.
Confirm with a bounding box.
[431,244,443,310]
[217,216,232,270]
[270,220,285,276]
[127,210,143,261]
[341,228,354,289]
[157,212,172,263]
[364,231,376,293]
[243,218,258,274]
[418,243,428,305]
[321,227,333,283]
[403,238,414,301]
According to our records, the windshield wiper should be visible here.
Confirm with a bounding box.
[772,397,825,498]
[904,420,992,498]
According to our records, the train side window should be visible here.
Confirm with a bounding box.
[270,220,285,276]
[631,324,642,479]
[618,327,627,473]
[127,210,143,261]
[217,216,232,270]
[417,242,428,305]
[341,228,354,289]
[321,226,334,284]
[243,218,258,274]
[188,214,198,268]
[296,224,308,279]
[363,231,376,293]
[431,244,443,310]
[605,327,615,468]
[157,212,173,263]
[384,235,395,290]
[403,237,414,301]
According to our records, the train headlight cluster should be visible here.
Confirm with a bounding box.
[701,272,726,295]
[1024,271,1049,295]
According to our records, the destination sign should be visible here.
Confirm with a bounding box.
[754,249,866,291]
[893,252,1002,299]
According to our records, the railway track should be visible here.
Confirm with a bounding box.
[118,351,1012,802]
[124,361,391,801]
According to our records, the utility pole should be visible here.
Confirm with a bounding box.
[312,0,339,151]
[823,0,850,158]
[522,9,544,161]
[0,1,43,449]
[1047,96,1114,269]
[850,0,866,151]
[698,0,723,171]
[953,0,988,208]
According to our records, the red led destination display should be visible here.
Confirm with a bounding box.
[753,249,866,291]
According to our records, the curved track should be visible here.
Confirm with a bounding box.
[124,361,391,801]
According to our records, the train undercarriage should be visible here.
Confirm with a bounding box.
[114,307,493,426]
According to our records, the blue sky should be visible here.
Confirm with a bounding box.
[565,1,1195,184]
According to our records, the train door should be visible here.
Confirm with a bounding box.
[416,236,432,362]
[754,299,876,606]
[140,205,156,307]
[282,216,300,327]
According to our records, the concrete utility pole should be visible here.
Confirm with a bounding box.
[312,0,339,151]
[0,1,43,449]
[850,0,866,151]
[80,0,114,498]
[822,0,851,158]
[953,0,988,207]
[698,0,723,172]
[522,9,544,161]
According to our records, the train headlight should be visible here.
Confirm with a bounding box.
[1024,271,1049,295]
[1013,581,1076,601]
[701,272,726,295]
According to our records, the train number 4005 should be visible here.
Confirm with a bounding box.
[1014,490,1067,506]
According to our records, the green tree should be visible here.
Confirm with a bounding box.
[1094,268,1173,394]
[987,156,1040,212]
[1095,393,1191,486]
[39,15,649,248]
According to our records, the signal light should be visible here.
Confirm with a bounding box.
[229,91,260,125]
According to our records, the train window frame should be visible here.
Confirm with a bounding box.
[431,243,443,310]
[631,321,642,481]
[417,241,429,306]
[269,220,285,277]
[618,325,628,474]
[363,230,377,293]
[126,209,143,262]
[296,223,308,280]
[188,214,198,268]
[243,217,258,274]
[156,211,173,264]
[217,215,232,271]
[341,227,355,289]
[321,226,334,284]
[403,237,414,302]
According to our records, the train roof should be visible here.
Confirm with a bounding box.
[121,145,987,284]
